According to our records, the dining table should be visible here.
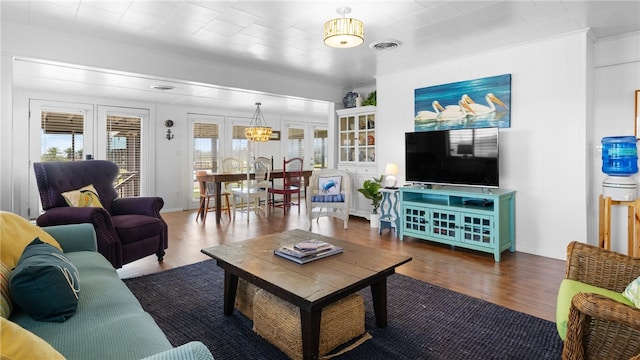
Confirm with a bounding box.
[204,169,313,224]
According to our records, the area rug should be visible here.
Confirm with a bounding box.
[124,260,563,359]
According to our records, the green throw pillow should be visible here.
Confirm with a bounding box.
[9,238,80,322]
[623,276,640,307]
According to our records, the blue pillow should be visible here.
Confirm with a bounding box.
[9,238,80,322]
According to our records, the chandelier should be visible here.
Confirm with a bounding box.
[323,7,364,48]
[245,102,272,142]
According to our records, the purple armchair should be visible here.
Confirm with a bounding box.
[33,160,167,268]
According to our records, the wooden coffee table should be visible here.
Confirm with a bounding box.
[201,229,412,360]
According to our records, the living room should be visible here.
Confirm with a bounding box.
[2,1,640,359]
[2,2,639,263]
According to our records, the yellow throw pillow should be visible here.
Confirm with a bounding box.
[1,262,12,318]
[1,318,66,360]
[61,184,104,208]
[0,211,62,269]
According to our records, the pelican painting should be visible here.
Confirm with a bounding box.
[435,100,476,122]
[462,93,508,115]
[414,73,511,131]
[415,100,445,121]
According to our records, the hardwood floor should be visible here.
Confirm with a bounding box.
[117,208,565,323]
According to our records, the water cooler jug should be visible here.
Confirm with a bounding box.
[602,136,638,201]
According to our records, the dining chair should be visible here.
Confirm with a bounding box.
[268,157,303,215]
[195,170,230,223]
[231,157,271,222]
[221,156,246,203]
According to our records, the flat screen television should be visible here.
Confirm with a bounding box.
[405,127,499,188]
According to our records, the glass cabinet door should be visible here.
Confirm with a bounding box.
[356,113,375,163]
[338,108,375,164]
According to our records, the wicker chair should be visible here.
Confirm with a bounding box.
[562,241,640,360]
[306,169,351,229]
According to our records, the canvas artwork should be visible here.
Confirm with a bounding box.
[414,74,512,131]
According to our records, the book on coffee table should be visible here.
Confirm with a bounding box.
[274,240,343,264]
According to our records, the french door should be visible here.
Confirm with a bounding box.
[29,100,151,217]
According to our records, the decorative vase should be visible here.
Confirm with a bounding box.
[355,95,363,107]
[343,92,358,108]
[369,213,381,228]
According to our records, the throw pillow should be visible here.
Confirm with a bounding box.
[0,211,62,269]
[318,176,341,195]
[0,262,12,318]
[623,276,640,307]
[61,184,104,208]
[1,318,65,360]
[10,238,80,322]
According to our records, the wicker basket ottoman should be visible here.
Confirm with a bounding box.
[234,278,259,320]
[253,289,365,360]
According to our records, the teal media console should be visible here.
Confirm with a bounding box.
[399,186,515,262]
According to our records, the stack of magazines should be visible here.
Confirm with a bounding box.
[274,239,343,264]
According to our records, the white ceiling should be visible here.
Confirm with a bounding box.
[3,0,640,112]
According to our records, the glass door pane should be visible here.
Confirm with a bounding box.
[312,126,328,169]
[192,122,220,201]
[40,110,85,161]
[287,126,305,160]
[106,114,141,198]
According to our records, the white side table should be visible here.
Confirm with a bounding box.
[379,188,400,238]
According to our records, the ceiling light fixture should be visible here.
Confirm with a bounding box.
[323,7,364,48]
[245,102,272,142]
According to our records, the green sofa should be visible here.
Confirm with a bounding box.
[8,223,214,360]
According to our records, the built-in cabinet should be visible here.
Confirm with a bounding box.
[399,186,515,261]
[336,106,377,219]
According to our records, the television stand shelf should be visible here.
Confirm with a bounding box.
[399,186,516,262]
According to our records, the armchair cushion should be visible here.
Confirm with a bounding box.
[10,238,80,322]
[61,184,104,208]
[311,194,345,202]
[556,279,634,341]
[623,276,640,307]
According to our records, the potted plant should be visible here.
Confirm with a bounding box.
[358,175,383,228]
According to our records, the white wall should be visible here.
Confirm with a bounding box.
[591,32,640,254]
[376,31,592,260]
[1,23,338,214]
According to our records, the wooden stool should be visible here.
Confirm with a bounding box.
[598,194,640,257]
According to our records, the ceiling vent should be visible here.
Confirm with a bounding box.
[150,85,176,91]
[369,40,400,51]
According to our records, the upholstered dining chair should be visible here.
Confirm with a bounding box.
[33,160,168,268]
[558,241,640,360]
[231,157,271,222]
[306,169,351,229]
[268,157,303,215]
[195,170,230,223]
